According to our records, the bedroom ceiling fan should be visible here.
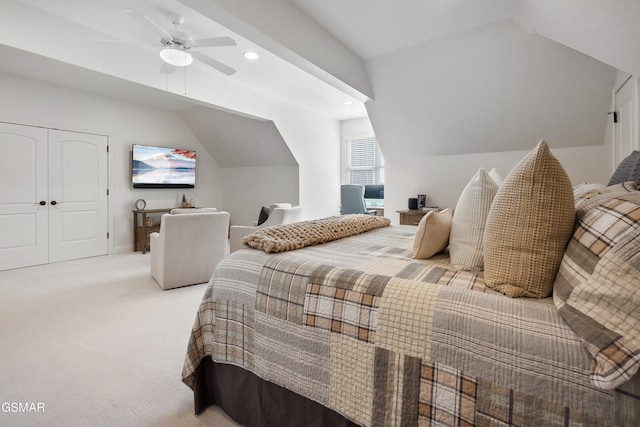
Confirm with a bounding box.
[122,10,237,76]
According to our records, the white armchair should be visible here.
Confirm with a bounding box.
[229,205,302,253]
[170,207,217,214]
[150,211,230,290]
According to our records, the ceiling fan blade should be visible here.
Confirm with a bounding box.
[193,53,236,76]
[160,62,176,74]
[192,36,237,48]
[93,38,144,45]
[124,10,172,40]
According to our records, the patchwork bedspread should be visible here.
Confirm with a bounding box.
[182,225,638,426]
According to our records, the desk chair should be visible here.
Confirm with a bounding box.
[340,185,377,215]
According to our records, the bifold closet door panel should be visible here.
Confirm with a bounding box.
[0,122,49,270]
[48,129,108,263]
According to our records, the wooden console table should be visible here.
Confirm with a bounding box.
[132,208,172,253]
[396,208,439,225]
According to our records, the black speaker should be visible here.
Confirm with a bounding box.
[408,198,418,210]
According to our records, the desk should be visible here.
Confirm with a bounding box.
[132,208,172,253]
[397,208,438,225]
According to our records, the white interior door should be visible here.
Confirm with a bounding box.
[0,122,49,270]
[48,129,108,263]
[614,77,638,166]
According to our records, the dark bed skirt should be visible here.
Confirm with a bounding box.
[193,356,361,427]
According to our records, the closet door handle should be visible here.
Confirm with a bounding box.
[50,201,57,205]
[39,201,46,206]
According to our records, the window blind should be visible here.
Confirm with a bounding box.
[347,137,384,185]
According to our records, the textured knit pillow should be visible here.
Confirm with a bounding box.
[412,208,452,259]
[608,150,640,185]
[553,189,640,389]
[483,140,575,298]
[449,169,500,271]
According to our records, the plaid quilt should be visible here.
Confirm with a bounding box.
[182,225,639,426]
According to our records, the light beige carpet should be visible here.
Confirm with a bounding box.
[0,253,241,426]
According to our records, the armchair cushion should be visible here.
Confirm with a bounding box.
[230,206,303,253]
[269,203,292,214]
[170,207,217,214]
[150,211,230,290]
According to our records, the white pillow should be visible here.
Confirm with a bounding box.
[488,168,503,186]
[449,168,500,271]
[412,208,452,259]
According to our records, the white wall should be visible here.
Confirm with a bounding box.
[0,72,223,253]
[178,89,342,223]
[384,144,611,224]
[221,165,299,226]
[343,117,613,224]
[282,113,341,220]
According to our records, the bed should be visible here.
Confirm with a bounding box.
[182,146,640,427]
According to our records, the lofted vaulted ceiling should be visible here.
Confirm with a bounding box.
[1,0,639,158]
[292,0,522,59]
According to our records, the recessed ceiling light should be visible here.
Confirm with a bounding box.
[343,101,353,106]
[243,51,259,60]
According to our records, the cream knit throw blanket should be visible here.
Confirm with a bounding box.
[242,214,391,253]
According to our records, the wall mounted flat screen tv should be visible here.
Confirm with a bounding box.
[132,144,196,188]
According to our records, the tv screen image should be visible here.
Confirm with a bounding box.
[132,144,196,188]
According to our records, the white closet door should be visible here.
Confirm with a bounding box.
[0,122,49,270]
[48,129,108,263]
[614,77,638,166]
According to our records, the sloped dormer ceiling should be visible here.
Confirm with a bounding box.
[178,106,297,168]
[365,19,617,157]
[522,0,640,78]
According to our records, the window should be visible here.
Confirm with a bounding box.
[346,137,384,185]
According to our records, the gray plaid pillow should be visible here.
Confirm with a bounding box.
[608,150,640,185]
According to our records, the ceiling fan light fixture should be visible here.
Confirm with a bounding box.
[160,47,193,66]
